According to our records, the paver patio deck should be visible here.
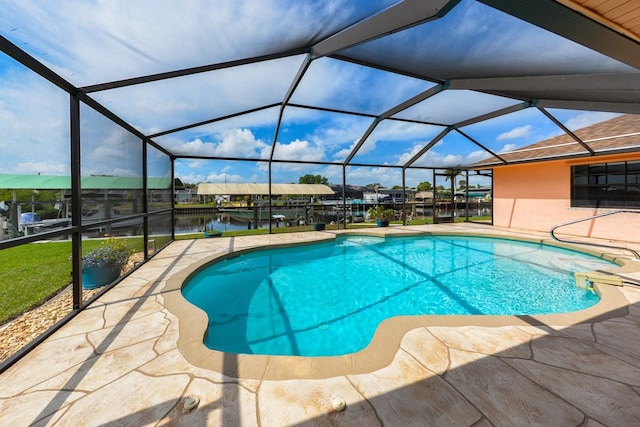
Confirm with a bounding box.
[1,223,640,426]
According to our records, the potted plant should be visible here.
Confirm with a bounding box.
[81,237,133,289]
[368,206,395,227]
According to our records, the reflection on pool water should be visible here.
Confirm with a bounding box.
[182,235,616,357]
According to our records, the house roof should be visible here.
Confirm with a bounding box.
[557,0,640,43]
[473,114,640,166]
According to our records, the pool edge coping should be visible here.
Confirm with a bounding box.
[163,227,637,381]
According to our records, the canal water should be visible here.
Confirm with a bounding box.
[174,212,287,234]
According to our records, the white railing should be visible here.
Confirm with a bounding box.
[550,210,640,259]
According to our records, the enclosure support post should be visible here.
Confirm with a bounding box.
[70,93,82,310]
[432,169,436,224]
[402,168,407,226]
[465,170,469,221]
[268,162,272,233]
[342,165,347,229]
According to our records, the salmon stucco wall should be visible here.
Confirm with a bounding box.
[492,156,640,243]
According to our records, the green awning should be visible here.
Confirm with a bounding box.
[0,174,171,190]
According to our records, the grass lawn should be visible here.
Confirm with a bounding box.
[0,237,144,325]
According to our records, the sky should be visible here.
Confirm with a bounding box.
[0,0,633,189]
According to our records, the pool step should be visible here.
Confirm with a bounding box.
[574,272,623,289]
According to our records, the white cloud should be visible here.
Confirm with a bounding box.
[498,143,518,153]
[464,149,493,164]
[396,144,425,165]
[333,121,444,162]
[15,162,69,176]
[185,159,207,169]
[93,55,303,134]
[497,125,532,140]
[176,172,204,183]
[564,112,622,131]
[290,57,430,114]
[333,136,375,161]
[273,139,325,162]
[175,160,267,184]
[163,128,269,158]
[205,171,247,183]
[346,166,402,188]
[401,90,518,124]
[215,128,269,158]
[0,70,70,174]
[1,1,361,85]
[411,150,463,167]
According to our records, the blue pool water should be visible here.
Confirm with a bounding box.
[182,235,616,357]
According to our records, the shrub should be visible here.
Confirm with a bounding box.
[368,206,395,221]
[81,237,133,268]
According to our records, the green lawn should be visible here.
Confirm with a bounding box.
[0,241,73,324]
[0,237,144,325]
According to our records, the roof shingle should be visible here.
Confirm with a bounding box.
[474,114,640,166]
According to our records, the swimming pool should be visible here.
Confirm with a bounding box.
[182,235,617,357]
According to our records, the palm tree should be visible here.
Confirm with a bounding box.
[443,168,462,219]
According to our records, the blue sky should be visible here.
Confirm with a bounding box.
[0,0,630,189]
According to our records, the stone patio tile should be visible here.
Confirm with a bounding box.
[0,390,85,426]
[399,327,450,375]
[102,295,165,328]
[49,370,189,426]
[529,335,640,386]
[445,348,584,426]
[619,286,640,303]
[49,305,106,339]
[87,311,169,354]
[506,358,640,425]
[582,419,607,427]
[259,376,379,426]
[617,299,640,325]
[592,320,640,360]
[470,418,495,427]
[131,265,177,283]
[0,334,95,397]
[428,326,533,359]
[160,377,258,426]
[97,276,153,302]
[153,312,180,354]
[348,349,481,426]
[551,322,596,342]
[31,408,68,427]
[513,325,565,339]
[29,340,158,392]
[139,348,261,392]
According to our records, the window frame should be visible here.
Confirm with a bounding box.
[571,161,640,209]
